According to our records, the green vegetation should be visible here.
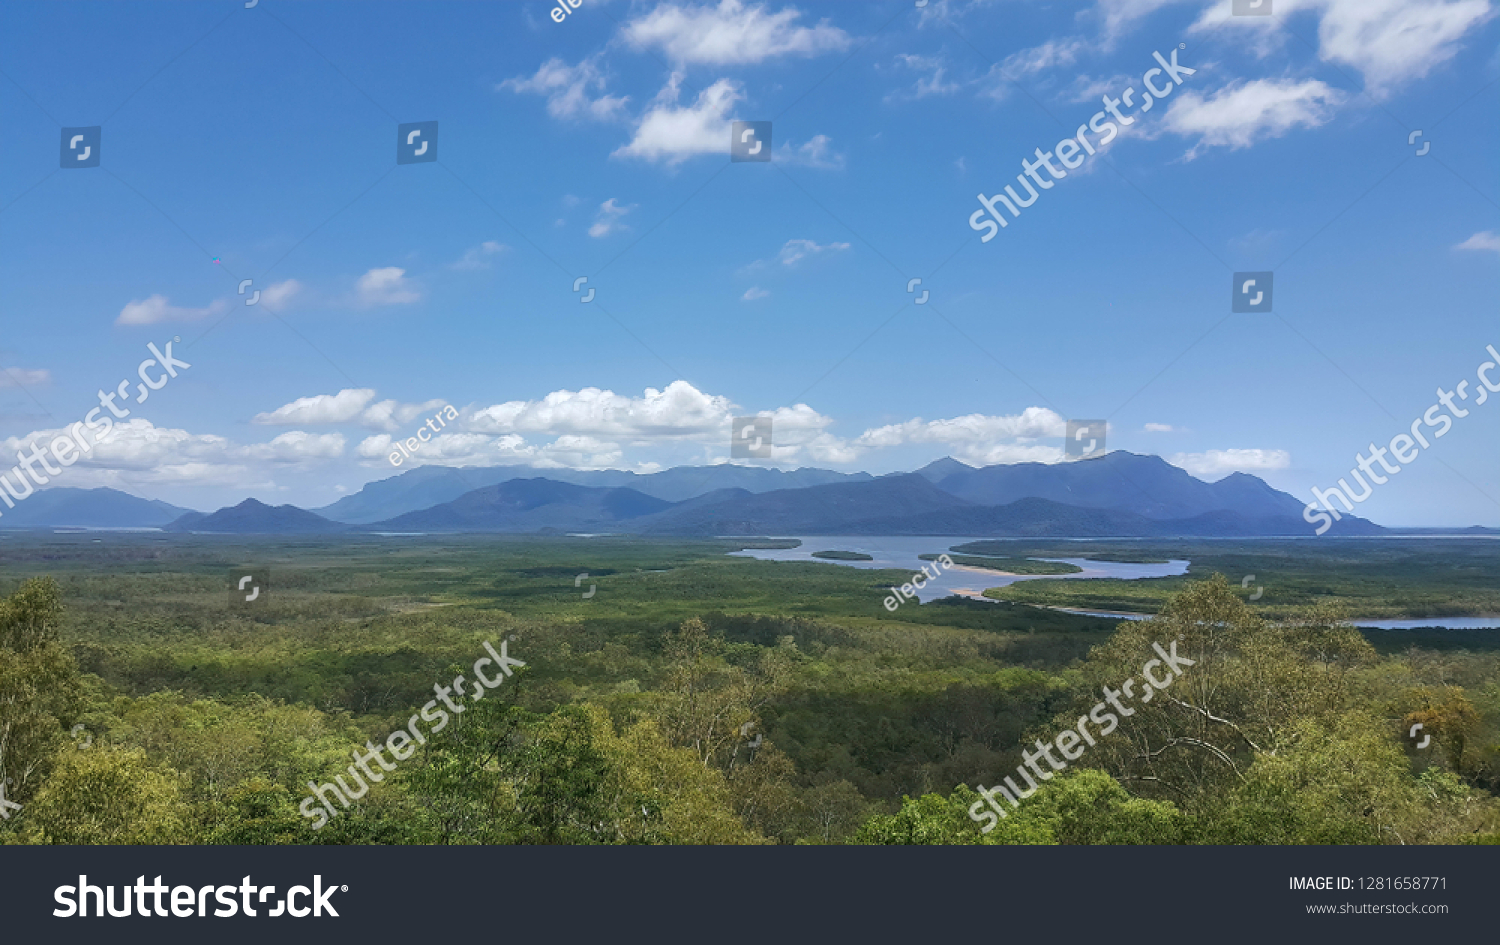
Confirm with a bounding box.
[811,550,874,561]
[976,539,1500,619]
[952,541,1169,564]
[0,533,1495,845]
[920,553,1082,575]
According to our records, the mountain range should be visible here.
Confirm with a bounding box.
[0,453,1427,538]
[0,487,189,529]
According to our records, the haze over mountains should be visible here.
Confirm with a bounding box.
[313,464,871,524]
[0,487,189,529]
[0,453,1430,538]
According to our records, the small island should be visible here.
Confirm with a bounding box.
[920,552,1082,575]
[812,550,875,561]
[951,541,1169,564]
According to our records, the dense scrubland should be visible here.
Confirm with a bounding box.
[0,533,1495,844]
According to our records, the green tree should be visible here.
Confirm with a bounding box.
[0,578,84,807]
[1063,575,1374,809]
[17,746,187,844]
[654,618,790,771]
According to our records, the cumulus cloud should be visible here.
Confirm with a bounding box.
[1143,422,1181,433]
[1162,78,1346,159]
[613,75,741,164]
[253,389,446,431]
[622,0,850,65]
[247,431,347,463]
[116,294,229,326]
[357,430,626,471]
[851,407,1067,466]
[253,389,377,426]
[359,398,449,432]
[1169,448,1291,479]
[1314,0,1492,95]
[1455,231,1500,254]
[589,198,635,238]
[0,419,345,491]
[500,56,629,120]
[468,381,732,438]
[355,267,420,306]
[1188,0,1492,98]
[0,368,50,389]
[1,371,1198,494]
[450,241,508,270]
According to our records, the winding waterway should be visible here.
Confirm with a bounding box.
[727,535,1188,603]
[728,536,1500,629]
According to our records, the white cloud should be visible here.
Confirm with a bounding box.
[254,389,377,425]
[1455,230,1500,254]
[359,398,449,432]
[260,279,303,309]
[751,238,851,269]
[0,419,346,492]
[1189,0,1492,98]
[614,76,741,165]
[1143,422,1180,433]
[1093,0,1197,46]
[622,0,851,65]
[589,198,635,238]
[742,286,770,300]
[500,56,629,120]
[1169,448,1291,479]
[116,294,228,326]
[916,0,1006,28]
[1162,78,1346,159]
[246,431,347,463]
[0,368,50,389]
[775,134,845,169]
[468,381,732,438]
[253,388,447,432]
[355,267,420,306]
[1005,36,1090,75]
[851,407,1068,466]
[1313,0,1492,96]
[355,430,630,471]
[1063,73,1135,104]
[450,241,509,270]
[888,54,963,102]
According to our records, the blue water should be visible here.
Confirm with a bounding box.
[727,536,1188,604]
[729,537,1500,629]
[1057,611,1500,629]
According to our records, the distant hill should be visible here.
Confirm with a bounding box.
[635,474,972,536]
[0,487,191,529]
[848,497,1383,538]
[317,463,871,523]
[912,457,975,484]
[631,482,1383,538]
[369,478,673,533]
[924,451,1307,520]
[166,499,346,534]
[149,452,1393,537]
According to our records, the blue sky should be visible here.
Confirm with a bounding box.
[0,0,1496,526]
